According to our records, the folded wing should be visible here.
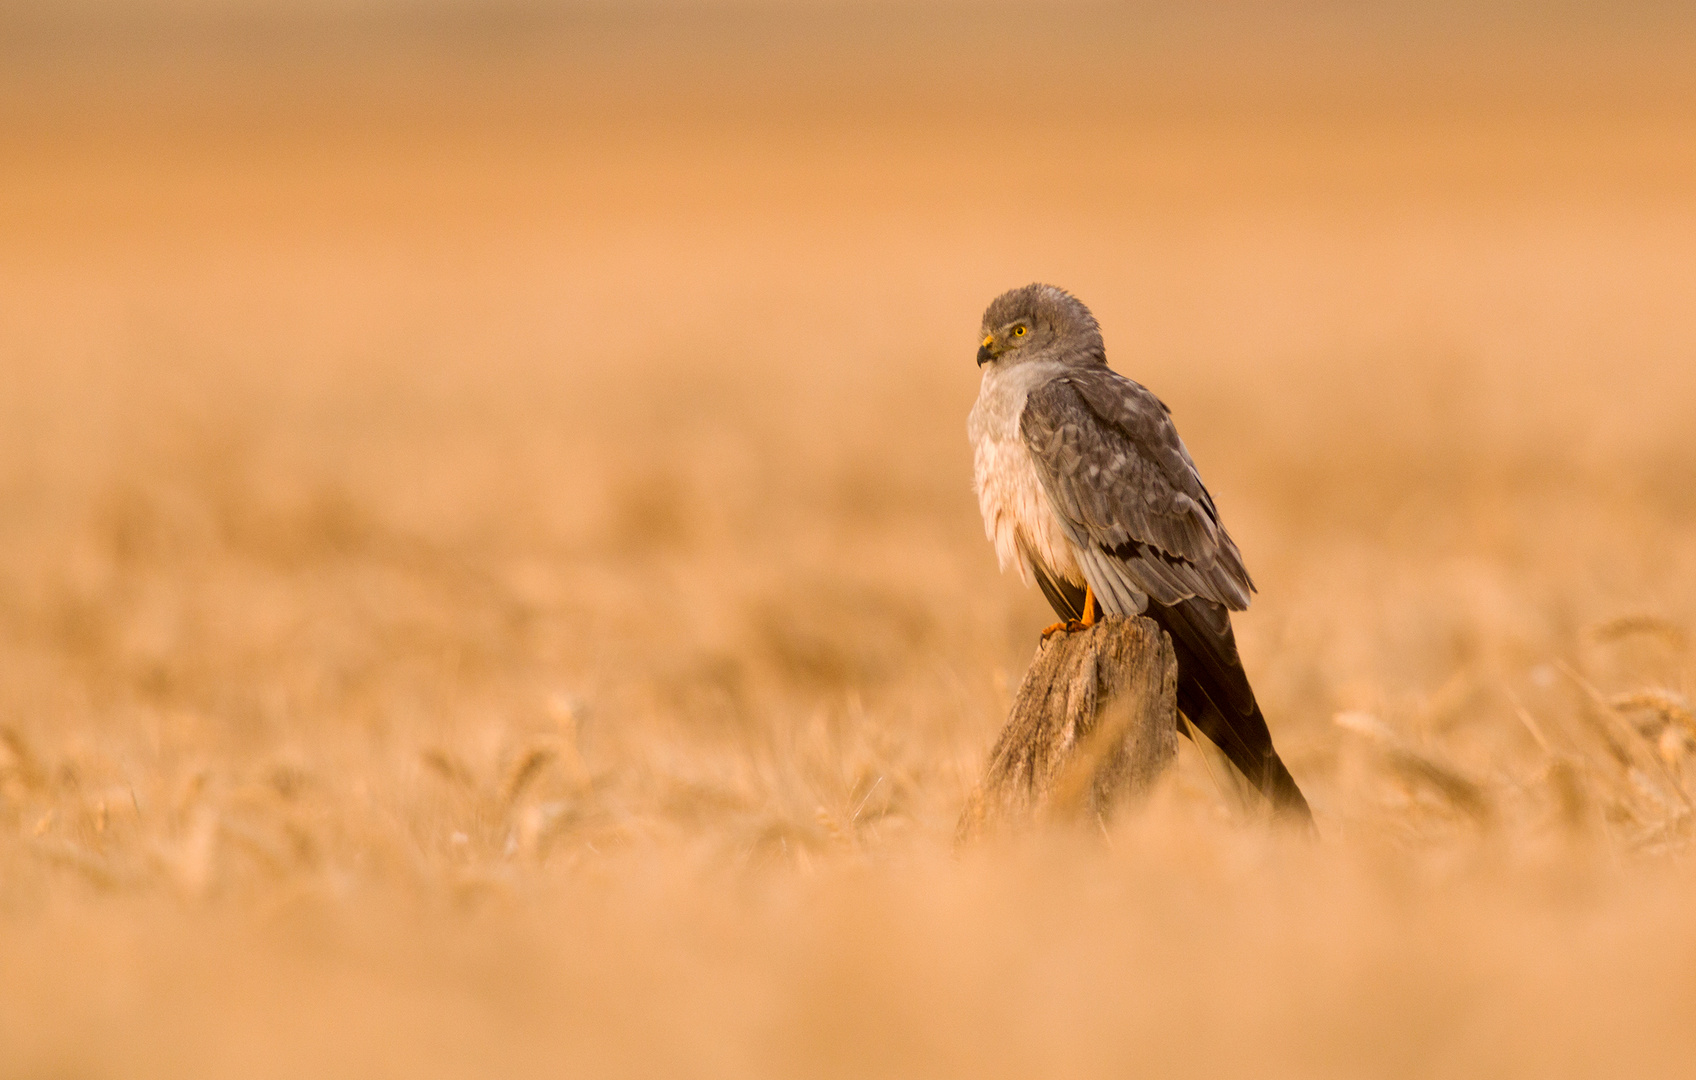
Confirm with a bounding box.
[1018,371,1253,614]
[1020,370,1312,821]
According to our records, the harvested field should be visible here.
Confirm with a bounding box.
[3,6,1696,1076]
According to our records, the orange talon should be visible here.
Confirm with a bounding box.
[1041,618,1089,639]
[1041,589,1099,639]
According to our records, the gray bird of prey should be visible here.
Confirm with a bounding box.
[968,283,1311,822]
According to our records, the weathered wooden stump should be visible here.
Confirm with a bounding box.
[959,615,1179,841]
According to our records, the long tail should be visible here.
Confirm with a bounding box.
[1030,563,1312,823]
[1143,597,1313,824]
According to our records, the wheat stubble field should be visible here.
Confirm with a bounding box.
[3,9,1696,1076]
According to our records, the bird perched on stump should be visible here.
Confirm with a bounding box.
[968,283,1312,823]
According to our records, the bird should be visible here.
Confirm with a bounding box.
[967,283,1312,823]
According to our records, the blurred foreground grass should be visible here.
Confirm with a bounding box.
[3,11,1696,1076]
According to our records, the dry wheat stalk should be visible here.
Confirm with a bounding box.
[1610,689,1696,735]
[1333,710,1491,822]
[421,748,477,791]
[1591,615,1688,651]
[502,745,557,806]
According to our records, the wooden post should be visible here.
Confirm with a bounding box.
[958,615,1179,841]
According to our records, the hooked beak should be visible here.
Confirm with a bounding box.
[976,334,994,366]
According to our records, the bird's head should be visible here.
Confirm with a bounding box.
[976,283,1106,369]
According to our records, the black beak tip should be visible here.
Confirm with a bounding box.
[976,344,993,366]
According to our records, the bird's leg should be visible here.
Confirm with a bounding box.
[1042,587,1098,638]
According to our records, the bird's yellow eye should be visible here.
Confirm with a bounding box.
[1013,325,1026,337]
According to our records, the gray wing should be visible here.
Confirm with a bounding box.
[1019,369,1254,614]
[1020,369,1312,823]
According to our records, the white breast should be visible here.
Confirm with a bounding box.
[967,361,1083,589]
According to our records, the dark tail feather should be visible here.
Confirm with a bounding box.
[1145,598,1313,824]
[1028,568,1312,824]
[1031,561,1089,623]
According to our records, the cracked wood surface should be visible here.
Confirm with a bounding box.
[960,615,1179,840]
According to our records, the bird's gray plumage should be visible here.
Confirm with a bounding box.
[969,283,1312,822]
[1021,371,1254,612]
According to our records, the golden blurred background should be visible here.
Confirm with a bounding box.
[3,2,1696,1076]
